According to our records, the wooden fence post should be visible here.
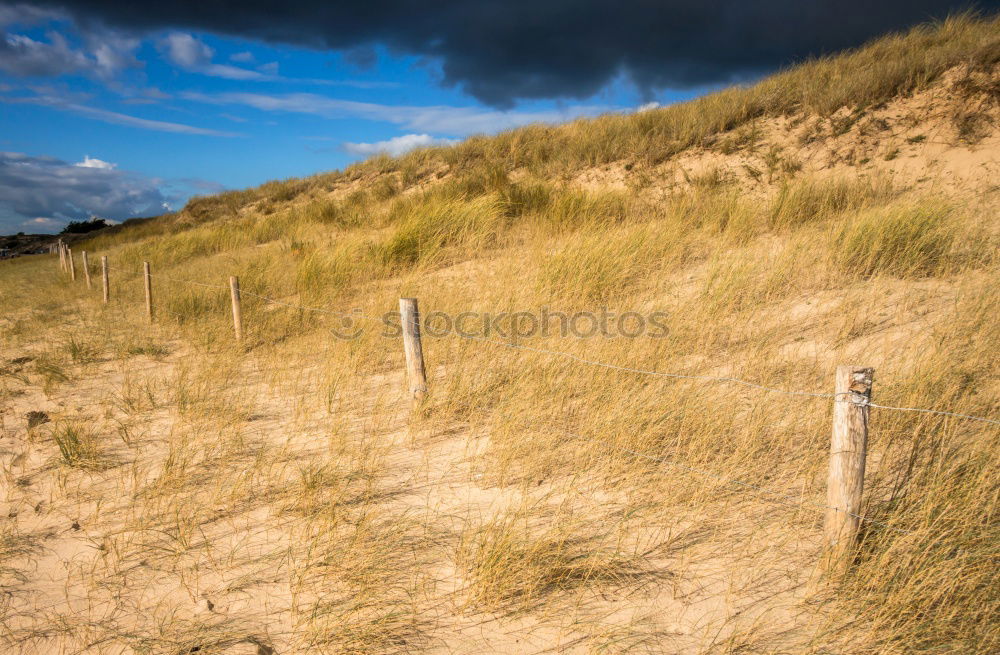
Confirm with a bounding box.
[143,261,153,321]
[824,365,874,570]
[230,276,243,342]
[68,248,76,281]
[81,251,92,289]
[59,242,67,273]
[399,298,428,406]
[101,256,109,304]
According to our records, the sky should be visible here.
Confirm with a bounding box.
[0,1,994,234]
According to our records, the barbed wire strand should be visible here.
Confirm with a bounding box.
[105,264,386,324]
[90,262,1000,426]
[444,329,836,398]
[105,265,227,291]
[10,259,998,635]
[239,289,385,324]
[15,265,997,637]
[521,416,996,560]
[552,425,914,535]
[865,402,1000,427]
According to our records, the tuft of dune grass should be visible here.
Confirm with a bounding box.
[832,203,972,277]
[374,194,506,269]
[458,502,655,612]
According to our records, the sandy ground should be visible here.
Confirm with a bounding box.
[1,317,836,654]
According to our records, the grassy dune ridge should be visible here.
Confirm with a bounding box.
[0,12,998,655]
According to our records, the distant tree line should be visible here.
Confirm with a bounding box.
[61,219,110,234]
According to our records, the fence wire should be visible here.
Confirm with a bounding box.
[9,252,995,636]
[90,260,1000,428]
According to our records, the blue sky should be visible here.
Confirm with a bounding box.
[0,6,707,233]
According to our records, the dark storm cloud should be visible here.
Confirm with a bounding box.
[0,151,168,231]
[21,1,1000,106]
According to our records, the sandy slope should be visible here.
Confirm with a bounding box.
[1,323,831,654]
[1,65,998,654]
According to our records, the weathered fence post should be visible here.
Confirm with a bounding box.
[399,297,428,406]
[82,251,92,289]
[824,365,874,571]
[143,261,153,321]
[229,276,243,342]
[101,256,109,304]
[58,242,66,272]
[68,247,76,281]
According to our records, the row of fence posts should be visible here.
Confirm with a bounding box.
[56,240,109,306]
[52,242,872,573]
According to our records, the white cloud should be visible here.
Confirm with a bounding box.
[0,93,241,137]
[162,32,273,81]
[181,90,610,137]
[22,216,61,228]
[119,87,169,104]
[0,150,170,232]
[162,32,213,69]
[2,21,364,88]
[636,101,660,112]
[143,87,170,99]
[0,24,139,80]
[343,134,459,156]
[85,29,141,80]
[203,63,270,80]
[76,155,116,170]
[0,31,89,77]
[67,102,240,136]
